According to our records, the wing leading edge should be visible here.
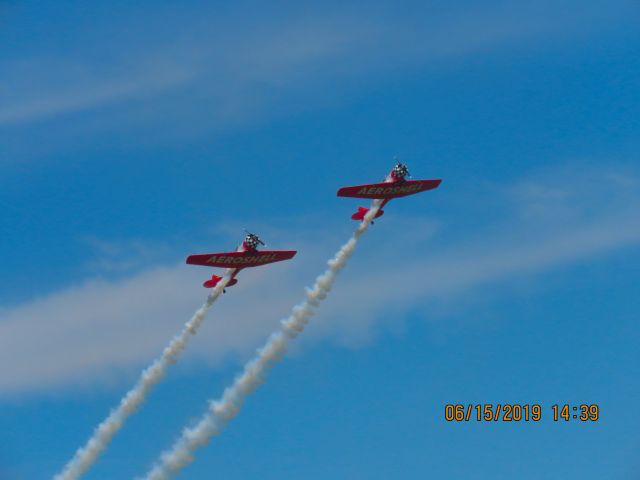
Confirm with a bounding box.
[337,179,442,199]
[186,250,297,268]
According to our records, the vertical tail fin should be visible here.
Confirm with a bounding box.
[203,275,223,288]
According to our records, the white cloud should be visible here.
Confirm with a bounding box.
[0,0,627,133]
[1,165,638,395]
[0,61,193,126]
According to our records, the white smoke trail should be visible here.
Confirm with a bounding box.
[144,200,382,480]
[55,270,233,480]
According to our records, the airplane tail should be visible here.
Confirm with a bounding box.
[351,206,384,221]
[203,275,238,289]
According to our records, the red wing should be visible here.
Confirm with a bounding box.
[337,179,442,199]
[186,250,297,268]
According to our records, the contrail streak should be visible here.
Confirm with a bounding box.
[54,270,233,480]
[144,200,382,480]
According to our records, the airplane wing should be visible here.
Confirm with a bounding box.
[337,179,442,199]
[186,250,297,268]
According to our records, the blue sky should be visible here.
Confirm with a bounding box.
[1,1,640,478]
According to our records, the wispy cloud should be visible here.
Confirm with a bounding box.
[0,0,628,136]
[0,59,193,126]
[0,164,637,395]
[80,236,173,275]
[0,11,377,130]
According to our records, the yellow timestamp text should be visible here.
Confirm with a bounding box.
[444,404,600,422]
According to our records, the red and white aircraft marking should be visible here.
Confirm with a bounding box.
[337,163,442,221]
[186,232,297,290]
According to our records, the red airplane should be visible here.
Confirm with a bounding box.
[186,232,297,290]
[337,162,442,221]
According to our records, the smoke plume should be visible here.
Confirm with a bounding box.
[55,271,233,480]
[144,201,381,480]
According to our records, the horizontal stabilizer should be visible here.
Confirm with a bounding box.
[203,275,238,288]
[351,207,384,221]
